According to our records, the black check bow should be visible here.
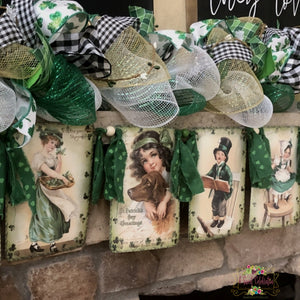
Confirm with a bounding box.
[50,15,140,78]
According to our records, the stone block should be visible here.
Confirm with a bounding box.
[225,222,300,269]
[0,274,23,300]
[141,280,197,296]
[99,251,159,293]
[196,271,238,292]
[28,256,98,299]
[156,239,224,281]
[283,255,300,276]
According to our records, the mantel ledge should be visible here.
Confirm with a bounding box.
[95,110,300,129]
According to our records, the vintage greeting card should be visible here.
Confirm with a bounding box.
[189,128,246,241]
[5,123,93,261]
[109,127,180,253]
[249,127,299,230]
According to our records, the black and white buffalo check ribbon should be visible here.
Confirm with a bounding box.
[262,27,288,44]
[51,15,140,78]
[204,40,254,67]
[0,11,25,48]
[11,0,40,48]
[278,27,300,91]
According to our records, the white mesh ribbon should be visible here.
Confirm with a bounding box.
[228,95,273,128]
[0,79,16,133]
[100,81,179,128]
[167,45,221,101]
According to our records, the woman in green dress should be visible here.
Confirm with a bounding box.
[271,140,296,209]
[29,129,77,253]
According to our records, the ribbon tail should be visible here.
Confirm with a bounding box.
[91,128,106,204]
[5,129,37,214]
[296,128,300,184]
[0,137,7,219]
[179,141,204,199]
[246,128,273,189]
[104,128,127,203]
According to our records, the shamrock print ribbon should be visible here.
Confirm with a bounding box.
[246,128,273,189]
[170,130,204,202]
[0,129,37,219]
[91,128,106,204]
[103,128,127,203]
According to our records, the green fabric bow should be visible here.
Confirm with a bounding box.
[103,128,127,203]
[0,129,37,219]
[225,17,275,80]
[128,6,155,37]
[91,128,106,204]
[170,130,204,202]
[246,128,273,189]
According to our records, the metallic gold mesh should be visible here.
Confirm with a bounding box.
[205,28,264,114]
[0,43,40,79]
[89,26,170,88]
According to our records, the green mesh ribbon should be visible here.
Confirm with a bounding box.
[128,5,155,37]
[30,54,96,126]
[91,128,106,204]
[246,128,273,189]
[173,89,207,116]
[0,129,37,217]
[262,82,295,112]
[170,130,204,202]
[104,128,127,203]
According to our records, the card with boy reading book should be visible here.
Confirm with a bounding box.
[189,128,246,241]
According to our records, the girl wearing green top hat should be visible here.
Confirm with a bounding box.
[129,130,173,221]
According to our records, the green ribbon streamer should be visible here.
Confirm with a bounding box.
[0,134,7,219]
[104,128,127,203]
[296,128,300,184]
[246,128,273,189]
[171,130,204,202]
[91,128,106,204]
[0,129,37,217]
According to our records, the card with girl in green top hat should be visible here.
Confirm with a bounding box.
[109,127,180,253]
